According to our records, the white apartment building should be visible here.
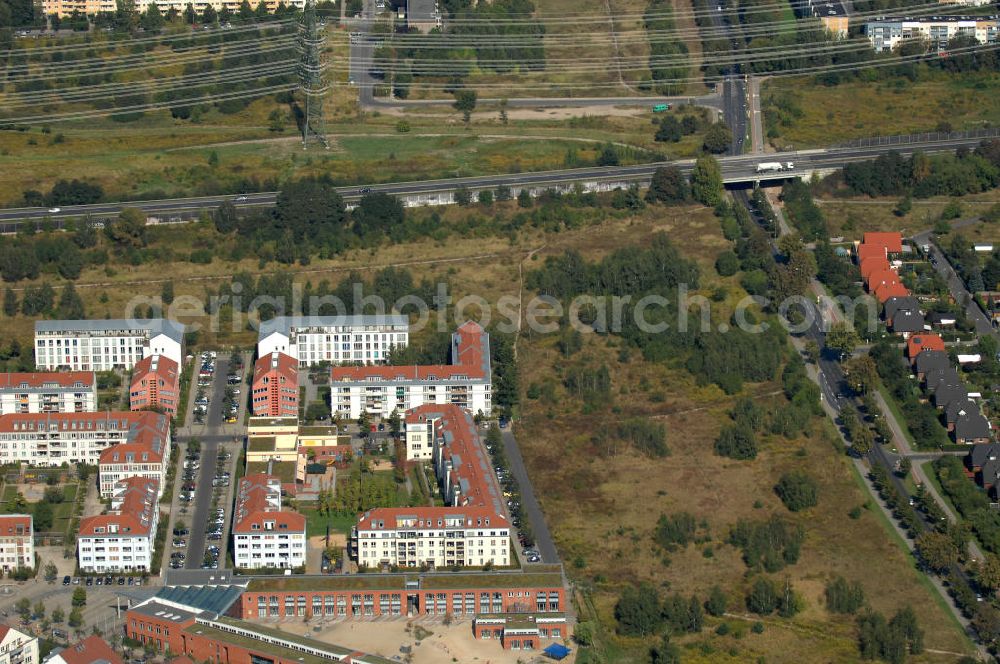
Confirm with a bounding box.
[0,411,169,467]
[354,506,510,569]
[34,319,184,372]
[77,477,159,574]
[0,373,97,415]
[42,0,305,18]
[98,415,171,499]
[231,473,306,570]
[330,322,491,421]
[0,624,38,664]
[0,515,34,574]
[865,16,999,52]
[257,315,409,367]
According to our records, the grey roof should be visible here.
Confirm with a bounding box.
[35,318,184,343]
[891,309,925,333]
[946,398,980,424]
[982,458,1000,487]
[810,0,847,17]
[407,0,437,22]
[933,382,969,409]
[153,584,246,616]
[926,366,962,393]
[884,296,920,322]
[128,599,205,623]
[969,442,1000,468]
[928,311,958,325]
[916,350,951,376]
[956,410,992,442]
[258,315,409,340]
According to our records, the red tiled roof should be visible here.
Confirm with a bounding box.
[875,281,910,303]
[857,243,887,262]
[907,334,946,359]
[0,411,166,435]
[130,355,179,392]
[95,412,170,465]
[863,232,903,253]
[232,473,305,534]
[0,515,32,536]
[57,636,123,664]
[0,371,94,390]
[867,269,898,291]
[331,322,488,383]
[860,257,891,281]
[253,352,298,386]
[79,477,158,537]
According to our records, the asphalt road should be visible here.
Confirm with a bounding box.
[184,357,230,569]
[366,93,725,111]
[1,135,991,226]
[499,429,559,565]
[912,229,997,337]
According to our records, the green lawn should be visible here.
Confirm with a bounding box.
[299,508,357,539]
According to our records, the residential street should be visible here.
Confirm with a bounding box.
[499,429,559,565]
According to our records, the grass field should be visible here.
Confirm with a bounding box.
[763,72,1000,149]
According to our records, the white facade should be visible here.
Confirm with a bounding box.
[98,442,171,499]
[0,516,34,573]
[0,625,38,664]
[0,373,96,415]
[34,319,183,372]
[0,411,169,468]
[865,16,999,52]
[405,420,434,461]
[257,315,409,367]
[42,0,305,18]
[77,478,159,574]
[333,380,492,422]
[232,474,306,570]
[354,509,510,568]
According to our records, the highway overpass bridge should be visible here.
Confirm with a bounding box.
[0,132,994,231]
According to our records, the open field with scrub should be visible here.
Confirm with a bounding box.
[763,72,1000,149]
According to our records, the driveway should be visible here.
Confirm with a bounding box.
[499,429,559,565]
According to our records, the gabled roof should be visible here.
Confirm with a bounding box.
[956,409,992,441]
[969,442,1000,468]
[860,257,892,281]
[253,352,298,386]
[130,355,179,390]
[907,334,945,358]
[926,366,962,393]
[981,458,1000,487]
[875,281,910,303]
[915,350,951,375]
[79,477,159,537]
[884,296,920,323]
[0,372,95,391]
[857,243,888,262]
[863,232,903,253]
[947,398,981,424]
[933,382,969,409]
[927,311,958,325]
[0,514,32,536]
[96,412,170,465]
[232,473,304,534]
[56,636,122,664]
[891,308,925,333]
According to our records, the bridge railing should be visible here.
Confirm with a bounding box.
[835,127,1000,149]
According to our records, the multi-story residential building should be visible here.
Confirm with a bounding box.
[0,515,34,574]
[355,506,510,569]
[77,476,159,573]
[330,322,491,421]
[46,636,122,664]
[0,411,170,467]
[0,373,96,415]
[354,403,510,568]
[250,352,298,418]
[129,355,180,416]
[97,413,171,498]
[257,315,408,367]
[864,16,999,52]
[42,0,305,18]
[34,319,184,372]
[231,473,306,570]
[0,624,38,664]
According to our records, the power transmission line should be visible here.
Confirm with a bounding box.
[298,0,329,149]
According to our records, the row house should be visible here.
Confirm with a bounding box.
[910,333,992,445]
[0,372,96,415]
[0,515,33,574]
[0,411,169,467]
[34,319,183,372]
[77,477,159,573]
[250,352,298,418]
[257,315,408,368]
[129,355,180,416]
[231,474,306,570]
[330,322,491,421]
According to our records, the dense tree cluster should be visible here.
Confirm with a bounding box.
[857,608,924,664]
[652,511,697,550]
[617,418,669,457]
[746,576,803,618]
[781,180,828,241]
[728,514,804,572]
[871,339,949,448]
[774,471,818,512]
[614,583,703,637]
[825,576,866,614]
[842,144,1000,199]
[643,0,688,95]
[935,454,1000,555]
[687,325,786,394]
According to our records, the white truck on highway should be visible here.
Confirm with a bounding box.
[755,161,795,173]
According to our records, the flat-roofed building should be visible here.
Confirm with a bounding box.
[34,319,183,372]
[257,315,408,367]
[865,16,999,52]
[0,372,96,415]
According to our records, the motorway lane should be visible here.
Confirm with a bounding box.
[0,135,992,224]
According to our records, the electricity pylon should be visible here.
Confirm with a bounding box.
[298,0,329,149]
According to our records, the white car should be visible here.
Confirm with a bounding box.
[47,207,61,213]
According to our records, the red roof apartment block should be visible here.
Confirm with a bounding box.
[52,636,123,664]
[130,355,180,415]
[232,473,305,535]
[907,334,946,361]
[863,232,903,254]
[79,476,159,538]
[251,352,298,418]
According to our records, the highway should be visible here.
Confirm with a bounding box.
[0,134,992,226]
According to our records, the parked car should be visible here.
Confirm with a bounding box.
[62,575,71,586]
